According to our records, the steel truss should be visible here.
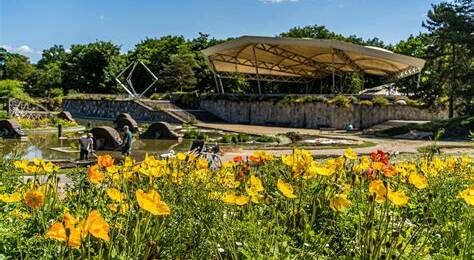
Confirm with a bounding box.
[216,72,313,84]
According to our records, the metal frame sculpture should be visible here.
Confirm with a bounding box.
[8,98,49,119]
[115,61,159,99]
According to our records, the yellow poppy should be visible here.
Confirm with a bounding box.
[85,210,110,242]
[329,194,352,212]
[408,173,428,189]
[0,192,22,203]
[87,164,104,184]
[67,226,84,248]
[24,190,45,208]
[314,166,335,176]
[176,152,186,161]
[368,180,387,203]
[220,191,250,206]
[63,212,78,228]
[277,179,297,199]
[458,186,474,206]
[196,158,208,170]
[387,188,408,207]
[247,175,264,192]
[105,188,124,202]
[45,222,67,241]
[41,161,57,173]
[107,203,129,214]
[136,189,171,216]
[344,148,357,160]
[33,158,43,166]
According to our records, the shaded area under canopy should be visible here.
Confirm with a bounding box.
[202,36,426,93]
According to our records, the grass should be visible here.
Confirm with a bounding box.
[376,116,474,140]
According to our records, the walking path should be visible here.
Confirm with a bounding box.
[197,123,473,161]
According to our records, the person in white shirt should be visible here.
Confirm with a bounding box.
[79,133,94,160]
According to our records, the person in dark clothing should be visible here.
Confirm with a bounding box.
[121,125,133,156]
[79,133,94,160]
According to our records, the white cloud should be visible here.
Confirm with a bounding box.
[260,0,299,3]
[0,44,12,51]
[15,45,35,53]
[0,44,41,54]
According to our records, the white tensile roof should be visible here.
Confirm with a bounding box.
[202,36,425,80]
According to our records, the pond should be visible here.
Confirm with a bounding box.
[0,133,192,161]
[0,118,193,161]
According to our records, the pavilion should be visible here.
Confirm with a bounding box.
[202,36,426,94]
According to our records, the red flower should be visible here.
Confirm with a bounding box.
[249,155,260,163]
[233,156,243,163]
[370,150,389,165]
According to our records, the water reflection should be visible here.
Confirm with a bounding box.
[0,133,191,161]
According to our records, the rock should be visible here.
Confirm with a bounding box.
[115,118,139,133]
[90,126,122,150]
[115,113,133,122]
[114,113,139,132]
[0,119,27,138]
[140,122,180,140]
[395,100,407,105]
[57,111,75,122]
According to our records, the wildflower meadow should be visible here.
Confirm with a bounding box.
[0,149,472,259]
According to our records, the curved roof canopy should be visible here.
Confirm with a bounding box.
[202,36,425,82]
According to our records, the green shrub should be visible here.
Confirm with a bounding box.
[171,92,200,108]
[359,100,374,107]
[220,133,250,144]
[256,135,279,143]
[405,98,425,108]
[0,110,9,119]
[0,80,32,102]
[372,96,390,107]
[347,95,359,104]
[221,134,233,143]
[331,95,351,108]
[47,88,64,98]
[183,129,208,140]
[150,93,168,100]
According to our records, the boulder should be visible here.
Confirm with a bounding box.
[140,122,180,140]
[114,113,139,132]
[90,126,122,150]
[57,111,75,122]
[0,119,27,138]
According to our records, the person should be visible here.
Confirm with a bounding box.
[79,133,94,160]
[121,125,133,157]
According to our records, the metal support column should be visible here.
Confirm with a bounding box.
[218,76,225,94]
[331,49,336,93]
[252,44,262,95]
[213,73,220,94]
[416,72,421,89]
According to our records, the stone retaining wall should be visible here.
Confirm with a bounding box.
[62,99,181,123]
[200,99,447,129]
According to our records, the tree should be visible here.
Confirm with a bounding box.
[37,45,68,69]
[28,62,63,96]
[159,52,198,92]
[62,41,125,93]
[423,0,474,117]
[127,36,189,93]
[0,52,34,81]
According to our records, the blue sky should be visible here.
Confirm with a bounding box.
[1,0,442,63]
